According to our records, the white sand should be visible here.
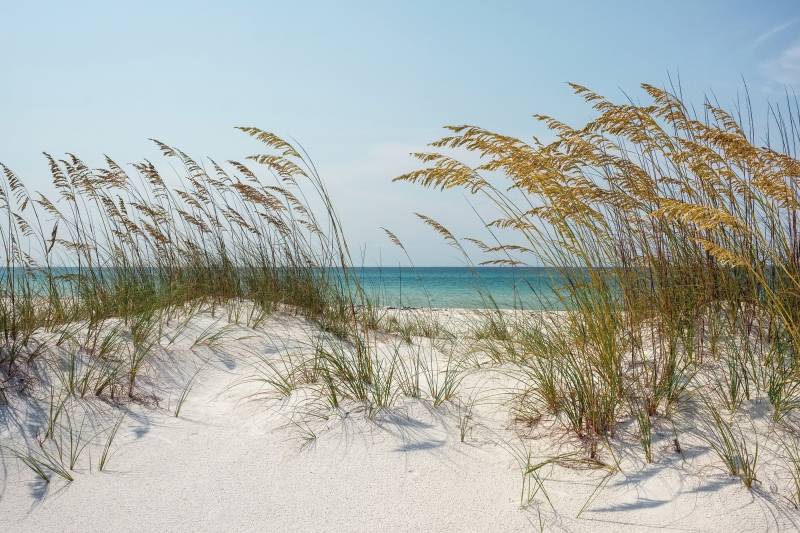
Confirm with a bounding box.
[1,309,798,532]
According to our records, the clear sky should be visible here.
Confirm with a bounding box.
[2,1,799,265]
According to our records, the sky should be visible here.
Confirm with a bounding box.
[2,0,799,266]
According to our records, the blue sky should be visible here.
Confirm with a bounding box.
[2,1,799,265]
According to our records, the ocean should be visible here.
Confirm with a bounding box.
[1,266,569,310]
[352,266,565,309]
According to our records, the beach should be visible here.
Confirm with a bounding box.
[2,307,798,532]
[2,56,800,532]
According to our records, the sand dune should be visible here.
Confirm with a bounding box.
[1,310,798,532]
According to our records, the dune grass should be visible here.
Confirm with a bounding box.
[0,127,370,400]
[395,81,800,490]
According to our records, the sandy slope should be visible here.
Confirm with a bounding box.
[1,310,798,532]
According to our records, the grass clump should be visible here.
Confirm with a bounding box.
[0,126,368,401]
[698,401,759,489]
[396,81,800,472]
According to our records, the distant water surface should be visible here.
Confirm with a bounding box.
[352,267,565,309]
[2,266,569,310]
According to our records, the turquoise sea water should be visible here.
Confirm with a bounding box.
[1,266,567,310]
[352,267,564,309]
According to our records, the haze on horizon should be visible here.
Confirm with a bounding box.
[2,0,799,266]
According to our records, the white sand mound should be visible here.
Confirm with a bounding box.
[1,310,798,532]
